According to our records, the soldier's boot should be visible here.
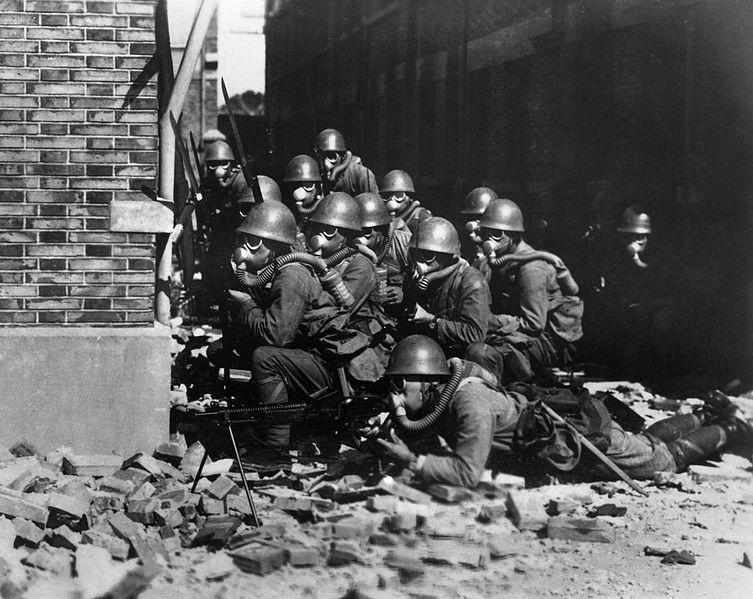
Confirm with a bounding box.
[645,413,702,442]
[695,389,739,425]
[666,426,726,472]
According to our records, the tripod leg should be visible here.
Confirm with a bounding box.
[190,448,210,494]
[224,413,261,527]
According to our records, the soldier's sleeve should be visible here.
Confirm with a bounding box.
[435,268,491,350]
[340,254,377,309]
[246,265,310,347]
[417,387,494,487]
[359,164,379,194]
[515,263,549,335]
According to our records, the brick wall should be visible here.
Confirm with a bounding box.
[0,0,158,326]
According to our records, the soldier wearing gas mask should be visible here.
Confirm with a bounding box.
[380,169,432,236]
[313,128,378,196]
[466,199,583,384]
[401,217,491,357]
[460,187,498,262]
[354,192,411,309]
[282,154,323,228]
[227,201,343,451]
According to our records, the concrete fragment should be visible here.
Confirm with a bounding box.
[179,442,207,479]
[46,525,81,551]
[330,519,374,540]
[128,482,157,502]
[546,516,616,543]
[383,550,425,582]
[488,537,518,559]
[425,484,475,503]
[263,539,320,566]
[152,508,182,529]
[377,478,432,504]
[153,434,187,466]
[206,475,239,500]
[122,453,185,481]
[62,454,122,477]
[231,544,286,575]
[505,490,548,532]
[0,491,49,525]
[227,524,287,550]
[421,540,488,569]
[91,493,124,514]
[12,518,44,547]
[126,498,159,525]
[200,496,226,516]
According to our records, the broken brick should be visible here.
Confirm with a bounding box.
[0,491,49,525]
[383,550,425,582]
[505,490,548,532]
[126,498,158,525]
[231,544,285,575]
[425,484,475,503]
[226,494,254,517]
[179,442,207,480]
[153,508,182,529]
[62,454,122,478]
[128,482,157,502]
[191,515,241,549]
[328,540,362,565]
[548,499,580,516]
[48,492,89,519]
[382,512,416,533]
[366,495,398,513]
[9,439,38,458]
[369,533,399,547]
[421,540,488,569]
[154,434,187,466]
[12,517,44,547]
[91,494,124,515]
[46,525,81,551]
[377,478,431,505]
[476,502,507,524]
[587,503,627,518]
[81,529,130,561]
[546,516,616,543]
[200,496,226,516]
[206,475,239,501]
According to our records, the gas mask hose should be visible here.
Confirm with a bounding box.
[490,250,580,296]
[416,260,461,293]
[393,358,464,432]
[295,196,323,216]
[327,150,352,183]
[627,241,649,268]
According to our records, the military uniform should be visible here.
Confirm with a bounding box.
[328,155,378,196]
[467,240,583,383]
[406,259,491,357]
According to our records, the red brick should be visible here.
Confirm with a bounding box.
[71,15,127,27]
[0,82,26,94]
[27,245,85,258]
[28,164,85,177]
[73,69,128,83]
[85,165,113,177]
[70,178,127,190]
[39,41,69,53]
[27,190,83,203]
[68,285,125,297]
[83,298,110,310]
[40,97,70,109]
[0,191,25,203]
[0,40,39,53]
[87,1,116,13]
[0,110,23,122]
[125,285,152,297]
[86,55,114,69]
[0,67,38,80]
[85,273,113,283]
[39,150,68,162]
[28,0,85,11]
[27,82,85,95]
[0,13,38,26]
[84,191,113,203]
[68,258,126,270]
[39,124,68,135]
[114,137,157,150]
[0,312,36,323]
[87,26,115,40]
[27,272,83,284]
[70,124,127,136]
[0,273,24,284]
[28,110,86,123]
[0,55,24,66]
[27,218,83,229]
[0,246,23,257]
[70,232,124,243]
[70,205,108,217]
[85,83,113,96]
[112,272,150,283]
[0,150,38,163]
[115,29,152,42]
[40,14,67,26]
[128,16,153,28]
[0,259,36,269]
[38,285,67,297]
[26,27,84,40]
[71,41,127,54]
[86,138,115,150]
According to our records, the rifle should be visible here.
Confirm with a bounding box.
[168,111,204,242]
[221,78,264,204]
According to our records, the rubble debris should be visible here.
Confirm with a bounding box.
[12,518,44,547]
[0,491,49,525]
[660,550,696,565]
[476,502,507,524]
[590,482,626,497]
[62,454,123,478]
[688,464,752,483]
[383,550,425,582]
[587,503,627,517]
[425,484,475,503]
[377,478,432,505]
[548,499,580,515]
[547,517,616,543]
[8,440,38,459]
[742,552,752,569]
[328,540,363,565]
[191,515,241,549]
[231,544,286,575]
[505,490,548,532]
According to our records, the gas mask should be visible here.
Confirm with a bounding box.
[306,223,346,258]
[355,226,382,249]
[231,234,272,274]
[480,228,514,258]
[389,377,440,415]
[624,234,649,268]
[383,191,409,216]
[409,248,440,280]
[318,151,344,183]
[464,220,481,244]
[207,160,236,189]
[293,184,317,205]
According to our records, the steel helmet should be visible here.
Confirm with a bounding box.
[384,334,450,378]
[202,129,227,145]
[204,140,235,163]
[237,176,282,205]
[283,154,322,184]
[460,187,498,215]
[380,170,415,195]
[235,200,297,245]
[314,128,347,153]
[355,192,391,228]
[308,192,362,233]
[617,205,652,234]
[409,217,460,257]
[478,198,525,233]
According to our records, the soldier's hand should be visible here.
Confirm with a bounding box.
[227,289,254,306]
[376,429,415,466]
[410,303,435,324]
[355,415,384,440]
[383,287,403,305]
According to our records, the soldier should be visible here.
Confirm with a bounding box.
[466,199,583,384]
[402,217,491,358]
[354,192,411,308]
[380,169,431,236]
[282,154,324,223]
[227,201,340,450]
[371,336,753,488]
[459,187,498,262]
[314,128,378,196]
[200,140,248,307]
[236,175,282,220]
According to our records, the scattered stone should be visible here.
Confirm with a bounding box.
[661,550,696,565]
[23,543,73,576]
[382,512,416,533]
[0,515,16,551]
[179,442,207,480]
[9,439,38,458]
[62,454,123,478]
[377,478,432,505]
[226,494,254,516]
[587,503,627,517]
[383,550,425,582]
[505,490,548,532]
[476,502,507,524]
[12,518,44,547]
[191,515,241,549]
[206,475,239,501]
[370,533,400,547]
[154,434,187,466]
[688,464,751,483]
[192,552,235,581]
[425,484,475,503]
[488,537,518,559]
[328,540,362,565]
[547,517,616,543]
[0,491,49,524]
[201,459,234,478]
[128,482,157,502]
[421,540,489,569]
[366,495,398,513]
[231,544,286,575]
[590,482,623,497]
[548,499,580,515]
[81,529,130,561]
[152,508,182,529]
[46,524,81,550]
[127,498,159,525]
[200,495,226,516]
[263,539,320,566]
